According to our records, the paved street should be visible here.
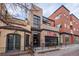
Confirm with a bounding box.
[4,44,79,56]
[34,44,79,56]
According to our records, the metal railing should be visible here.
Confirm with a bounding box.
[41,24,59,31]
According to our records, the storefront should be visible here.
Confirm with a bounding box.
[45,36,58,47]
[74,36,79,44]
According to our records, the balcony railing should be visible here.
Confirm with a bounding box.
[41,24,59,32]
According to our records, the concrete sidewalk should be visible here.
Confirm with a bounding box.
[34,47,60,54]
[34,44,79,56]
[1,44,79,56]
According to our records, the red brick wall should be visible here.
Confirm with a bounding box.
[49,5,79,36]
[70,14,79,36]
[49,6,70,32]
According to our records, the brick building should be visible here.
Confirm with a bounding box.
[0,3,59,54]
[1,3,79,54]
[49,5,79,45]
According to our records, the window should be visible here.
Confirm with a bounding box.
[7,34,21,51]
[74,36,79,44]
[70,25,73,29]
[64,14,66,16]
[74,28,75,31]
[65,35,70,44]
[77,29,78,31]
[43,16,52,26]
[64,24,66,28]
[70,22,73,25]
[55,14,62,19]
[56,24,61,29]
[24,34,29,47]
[45,36,58,47]
[32,15,40,28]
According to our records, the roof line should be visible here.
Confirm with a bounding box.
[49,5,70,17]
[43,16,55,22]
[70,14,79,20]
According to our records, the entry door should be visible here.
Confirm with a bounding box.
[6,34,21,51]
[33,34,40,47]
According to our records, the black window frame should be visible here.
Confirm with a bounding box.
[45,36,58,47]
[32,15,40,28]
[6,33,21,52]
[24,34,29,47]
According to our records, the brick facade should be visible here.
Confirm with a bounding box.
[49,5,79,44]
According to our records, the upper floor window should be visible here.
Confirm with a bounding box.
[64,24,67,28]
[43,16,51,26]
[64,13,67,16]
[70,21,73,25]
[24,34,29,47]
[77,29,79,31]
[33,15,40,28]
[70,25,73,29]
[55,14,62,19]
[74,28,76,31]
[56,24,61,29]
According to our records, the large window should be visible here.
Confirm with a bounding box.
[32,15,40,28]
[45,36,58,47]
[6,34,21,51]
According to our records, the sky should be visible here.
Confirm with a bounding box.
[6,3,79,20]
[5,3,27,20]
[35,3,79,18]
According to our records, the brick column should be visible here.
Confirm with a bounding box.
[70,35,74,44]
